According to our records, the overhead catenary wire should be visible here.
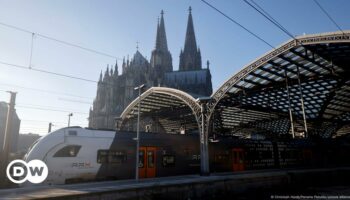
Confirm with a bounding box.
[17,102,89,112]
[249,0,285,30]
[21,124,87,129]
[0,60,114,87]
[241,0,314,49]
[0,21,119,89]
[21,125,85,129]
[16,105,89,115]
[21,122,88,129]
[22,119,64,124]
[242,0,345,51]
[22,122,86,127]
[20,126,72,134]
[242,0,307,49]
[0,21,121,60]
[58,98,92,104]
[0,14,126,133]
[20,128,52,132]
[21,122,87,128]
[240,0,312,136]
[0,82,93,100]
[0,22,112,135]
[200,0,275,49]
[0,60,95,83]
[21,119,87,125]
[312,0,344,34]
[243,0,296,40]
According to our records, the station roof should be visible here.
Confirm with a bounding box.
[209,31,350,138]
[119,87,201,134]
[119,31,350,139]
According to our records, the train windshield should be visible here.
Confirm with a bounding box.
[28,139,40,152]
[23,138,40,160]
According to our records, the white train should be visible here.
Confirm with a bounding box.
[23,126,200,186]
[24,127,117,185]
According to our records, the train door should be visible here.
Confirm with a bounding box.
[232,148,245,171]
[139,147,156,178]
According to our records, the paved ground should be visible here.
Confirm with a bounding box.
[0,168,349,200]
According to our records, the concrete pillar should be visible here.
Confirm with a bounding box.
[2,91,17,165]
[0,92,16,186]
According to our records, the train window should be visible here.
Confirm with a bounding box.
[68,130,77,136]
[147,151,155,168]
[163,155,175,167]
[97,150,109,163]
[54,145,81,157]
[108,151,127,164]
[97,150,127,164]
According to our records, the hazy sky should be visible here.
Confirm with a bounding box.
[0,0,349,135]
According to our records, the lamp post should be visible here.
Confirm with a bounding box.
[68,113,73,127]
[48,122,54,133]
[134,84,145,181]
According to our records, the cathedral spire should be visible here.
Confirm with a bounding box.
[99,70,102,82]
[184,6,197,54]
[150,9,173,74]
[122,57,126,74]
[179,6,202,71]
[103,65,109,81]
[127,55,129,66]
[114,59,119,76]
[155,10,168,51]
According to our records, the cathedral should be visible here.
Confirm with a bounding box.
[88,7,213,129]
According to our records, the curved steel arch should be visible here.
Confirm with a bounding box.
[208,30,350,118]
[120,87,201,130]
[119,87,210,174]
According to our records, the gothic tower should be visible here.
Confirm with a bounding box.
[89,8,213,130]
[179,7,202,71]
[150,10,173,83]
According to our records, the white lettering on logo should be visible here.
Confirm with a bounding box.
[6,159,48,184]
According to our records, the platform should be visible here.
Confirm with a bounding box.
[0,167,350,200]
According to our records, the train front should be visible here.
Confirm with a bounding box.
[22,127,66,186]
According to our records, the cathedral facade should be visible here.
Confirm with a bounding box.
[88,8,213,129]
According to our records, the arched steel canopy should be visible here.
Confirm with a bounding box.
[119,87,201,134]
[208,31,350,138]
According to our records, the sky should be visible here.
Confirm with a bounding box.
[0,0,349,135]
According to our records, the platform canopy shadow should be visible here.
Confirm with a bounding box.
[208,30,350,139]
[117,31,350,176]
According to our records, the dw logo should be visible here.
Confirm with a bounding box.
[6,159,48,184]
